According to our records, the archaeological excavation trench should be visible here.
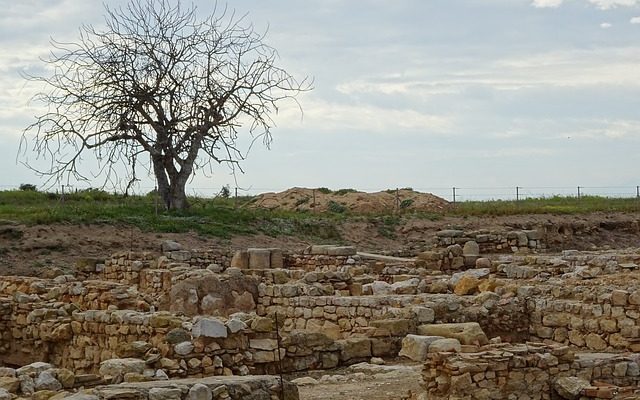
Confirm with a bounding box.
[1,225,640,399]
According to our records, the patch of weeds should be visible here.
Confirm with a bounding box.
[295,197,310,207]
[399,199,414,209]
[327,201,347,213]
[316,187,332,194]
[334,188,357,196]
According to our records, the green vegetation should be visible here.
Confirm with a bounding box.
[451,195,640,216]
[0,189,343,240]
[0,190,638,241]
[334,188,357,196]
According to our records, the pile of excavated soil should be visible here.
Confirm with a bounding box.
[248,187,450,213]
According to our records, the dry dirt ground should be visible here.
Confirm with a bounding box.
[1,212,639,277]
[294,362,422,400]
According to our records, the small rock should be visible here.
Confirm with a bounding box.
[553,377,590,400]
[370,357,385,365]
[187,383,213,400]
[35,371,62,392]
[174,341,194,356]
[291,377,318,386]
[161,240,182,252]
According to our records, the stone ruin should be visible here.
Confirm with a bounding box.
[0,226,639,399]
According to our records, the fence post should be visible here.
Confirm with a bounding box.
[516,186,520,201]
[636,186,639,199]
[395,188,400,213]
[452,187,457,204]
[312,189,316,211]
[234,187,238,209]
[577,186,581,200]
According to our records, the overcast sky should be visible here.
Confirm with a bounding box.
[2,0,640,200]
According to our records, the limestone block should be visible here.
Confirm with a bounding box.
[327,246,357,256]
[553,377,589,400]
[170,250,191,262]
[412,307,435,324]
[166,328,191,344]
[269,249,284,269]
[248,248,271,268]
[418,323,488,345]
[149,387,182,400]
[0,369,15,378]
[454,276,480,295]
[16,362,54,377]
[98,358,145,378]
[174,342,194,356]
[226,319,248,333]
[230,250,249,269]
[161,240,182,252]
[338,338,372,361]
[0,377,19,394]
[0,389,10,400]
[611,290,629,306]
[192,317,228,338]
[399,335,444,361]
[428,338,461,353]
[462,241,480,257]
[437,230,464,238]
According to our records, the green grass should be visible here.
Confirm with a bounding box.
[451,195,640,216]
[0,190,638,240]
[0,189,344,240]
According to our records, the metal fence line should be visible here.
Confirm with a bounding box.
[2,184,640,203]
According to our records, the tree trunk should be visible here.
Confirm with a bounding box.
[152,157,190,210]
[168,178,189,210]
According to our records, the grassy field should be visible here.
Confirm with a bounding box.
[0,189,638,239]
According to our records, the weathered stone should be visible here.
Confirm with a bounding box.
[248,248,271,268]
[0,388,10,400]
[462,241,480,257]
[117,341,152,358]
[149,387,182,400]
[98,359,145,378]
[192,317,228,338]
[0,369,15,378]
[292,376,318,386]
[174,341,194,356]
[187,383,213,400]
[399,335,445,361]
[553,377,590,400]
[166,328,191,344]
[230,250,249,269]
[412,306,435,323]
[453,275,480,295]
[16,362,54,377]
[161,240,182,252]
[53,369,75,389]
[339,338,372,361]
[35,371,62,392]
[584,333,607,351]
[0,377,19,393]
[226,318,247,333]
[418,323,488,345]
[428,338,462,353]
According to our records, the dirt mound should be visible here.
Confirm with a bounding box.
[248,187,450,213]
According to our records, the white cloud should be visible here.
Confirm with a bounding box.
[275,97,454,135]
[589,0,639,9]
[531,0,564,8]
[631,16,640,24]
[600,22,612,28]
[532,0,640,8]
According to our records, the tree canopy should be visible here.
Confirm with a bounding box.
[22,0,311,209]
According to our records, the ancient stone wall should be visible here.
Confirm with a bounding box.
[434,229,546,253]
[422,342,640,400]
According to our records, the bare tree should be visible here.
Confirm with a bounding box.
[22,0,310,209]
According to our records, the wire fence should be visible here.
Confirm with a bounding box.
[2,183,640,203]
